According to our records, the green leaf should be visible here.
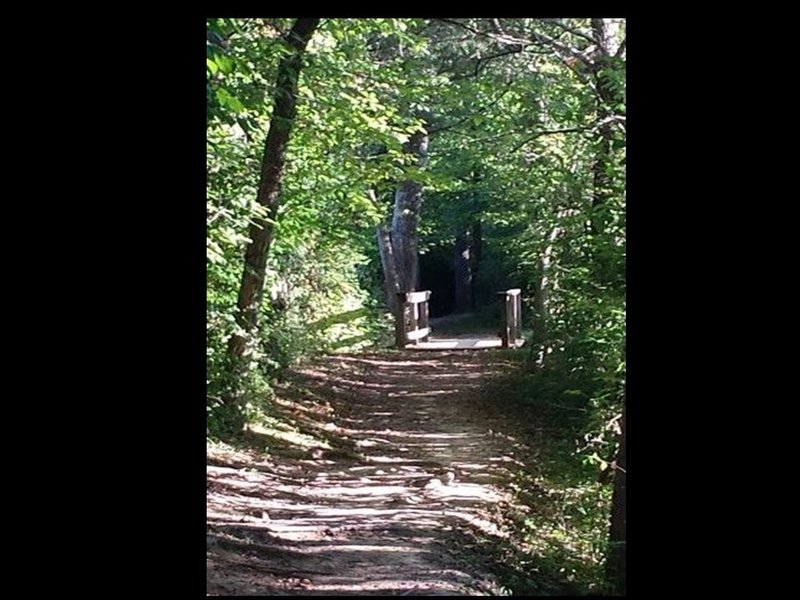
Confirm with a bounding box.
[216,54,234,74]
[215,88,245,114]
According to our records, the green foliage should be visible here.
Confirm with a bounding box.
[482,357,619,594]
[207,16,625,591]
[206,18,408,431]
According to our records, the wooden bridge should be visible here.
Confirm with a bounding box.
[395,289,524,351]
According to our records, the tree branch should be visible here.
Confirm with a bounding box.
[491,18,506,36]
[435,18,595,72]
[470,46,526,78]
[541,18,596,46]
[445,127,522,145]
[444,45,527,82]
[510,125,593,153]
[530,29,593,68]
[435,18,536,49]
[427,81,513,135]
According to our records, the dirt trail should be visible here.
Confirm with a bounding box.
[207,350,539,596]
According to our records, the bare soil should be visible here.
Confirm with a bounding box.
[207,350,544,596]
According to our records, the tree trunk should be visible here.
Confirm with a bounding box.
[453,231,473,314]
[390,130,428,292]
[377,225,402,316]
[606,389,626,595]
[590,18,623,215]
[470,220,482,308]
[529,224,561,369]
[226,18,320,399]
[531,274,547,363]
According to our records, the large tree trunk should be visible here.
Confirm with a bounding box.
[606,389,626,595]
[588,23,626,592]
[470,220,482,266]
[226,18,320,399]
[530,273,547,365]
[377,225,402,315]
[389,130,429,293]
[590,19,623,214]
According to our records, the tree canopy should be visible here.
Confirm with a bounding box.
[207,17,625,594]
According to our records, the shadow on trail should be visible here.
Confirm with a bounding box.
[207,350,595,596]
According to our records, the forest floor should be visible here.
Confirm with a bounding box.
[207,347,583,596]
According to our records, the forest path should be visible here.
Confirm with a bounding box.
[207,350,540,596]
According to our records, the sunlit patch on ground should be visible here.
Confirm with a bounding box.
[207,351,548,596]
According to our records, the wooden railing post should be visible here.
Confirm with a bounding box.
[498,291,509,348]
[410,297,419,343]
[508,292,517,347]
[418,292,430,342]
[395,291,432,348]
[498,289,522,348]
[395,292,408,348]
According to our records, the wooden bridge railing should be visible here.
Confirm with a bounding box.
[395,290,431,348]
[498,288,522,348]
